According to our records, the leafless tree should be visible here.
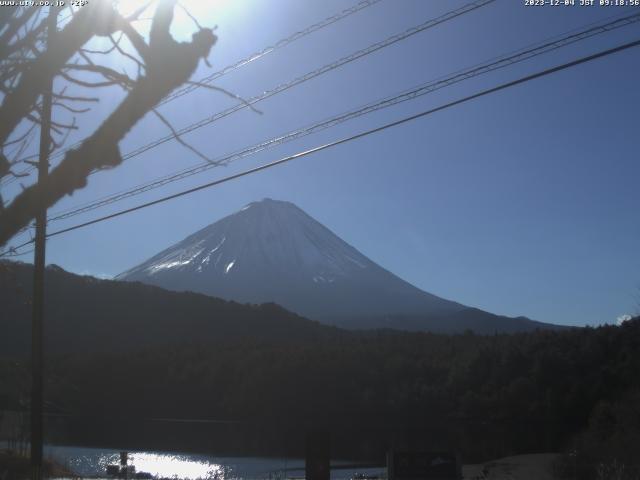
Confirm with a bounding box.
[0,0,218,247]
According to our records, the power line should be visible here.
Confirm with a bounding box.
[114,0,495,163]
[4,0,494,185]
[0,247,34,258]
[3,36,637,256]
[43,11,640,224]
[0,0,385,186]
[159,0,386,106]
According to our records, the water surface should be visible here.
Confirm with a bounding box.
[45,445,384,480]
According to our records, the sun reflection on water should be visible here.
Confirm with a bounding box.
[121,452,224,479]
[49,448,229,480]
[46,446,381,480]
[47,446,306,480]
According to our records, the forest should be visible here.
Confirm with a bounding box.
[1,260,639,478]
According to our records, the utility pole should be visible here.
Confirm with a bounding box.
[31,6,56,480]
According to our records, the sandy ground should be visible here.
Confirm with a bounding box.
[462,453,559,480]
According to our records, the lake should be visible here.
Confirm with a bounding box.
[44,445,386,480]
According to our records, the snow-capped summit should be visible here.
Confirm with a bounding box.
[117,198,465,322]
[117,199,558,332]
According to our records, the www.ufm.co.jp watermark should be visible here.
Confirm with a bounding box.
[0,1,79,8]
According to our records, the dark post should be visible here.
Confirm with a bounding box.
[305,430,330,480]
[31,6,56,480]
[120,451,129,479]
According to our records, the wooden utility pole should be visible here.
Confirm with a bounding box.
[31,6,56,480]
[305,430,330,480]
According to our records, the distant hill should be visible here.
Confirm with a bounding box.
[0,260,337,357]
[328,309,563,334]
[117,198,562,333]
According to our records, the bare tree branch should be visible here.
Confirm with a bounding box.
[0,8,38,55]
[52,102,91,114]
[117,27,149,65]
[1,18,47,60]
[2,122,37,148]
[152,107,214,164]
[0,0,123,144]
[4,170,30,179]
[50,117,76,154]
[8,129,36,165]
[62,63,136,88]
[178,2,204,31]
[0,0,217,246]
[59,70,120,89]
[52,92,100,103]
[80,32,124,56]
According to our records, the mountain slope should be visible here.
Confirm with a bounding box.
[0,260,336,358]
[118,198,464,320]
[118,198,560,333]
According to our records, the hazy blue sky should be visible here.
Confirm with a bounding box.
[4,0,639,327]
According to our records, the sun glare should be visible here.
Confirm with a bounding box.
[115,0,231,42]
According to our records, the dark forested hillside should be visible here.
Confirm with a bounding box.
[54,320,637,430]
[0,260,338,357]
[1,260,638,470]
[2,313,639,464]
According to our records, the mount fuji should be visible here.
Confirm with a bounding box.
[117,198,558,333]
